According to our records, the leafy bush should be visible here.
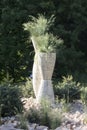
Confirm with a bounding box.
[39,99,52,127]
[23,14,63,53]
[26,108,40,124]
[19,78,34,98]
[49,109,61,129]
[59,98,71,112]
[0,83,23,117]
[54,75,81,102]
[25,99,62,129]
[17,114,28,130]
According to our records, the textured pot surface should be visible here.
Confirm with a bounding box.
[37,80,54,103]
[36,52,56,103]
[32,53,41,98]
[38,52,56,80]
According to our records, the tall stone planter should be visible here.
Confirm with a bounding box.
[37,52,56,103]
[24,15,63,104]
[31,37,56,103]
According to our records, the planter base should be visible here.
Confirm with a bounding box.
[37,80,54,104]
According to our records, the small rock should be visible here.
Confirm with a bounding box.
[35,125,49,130]
[55,126,68,130]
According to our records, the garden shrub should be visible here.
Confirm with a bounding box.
[25,99,62,129]
[53,75,81,102]
[17,114,28,130]
[19,78,34,98]
[0,83,23,117]
[49,109,62,129]
[26,108,40,124]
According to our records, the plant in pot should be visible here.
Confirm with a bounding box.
[23,14,63,103]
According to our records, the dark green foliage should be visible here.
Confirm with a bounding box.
[0,83,23,117]
[26,108,40,124]
[53,0,87,82]
[19,78,34,98]
[53,0,87,47]
[54,45,86,82]
[0,0,34,82]
[54,75,81,102]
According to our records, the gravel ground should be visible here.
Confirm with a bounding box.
[0,97,87,130]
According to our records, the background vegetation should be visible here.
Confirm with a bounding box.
[0,0,87,83]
